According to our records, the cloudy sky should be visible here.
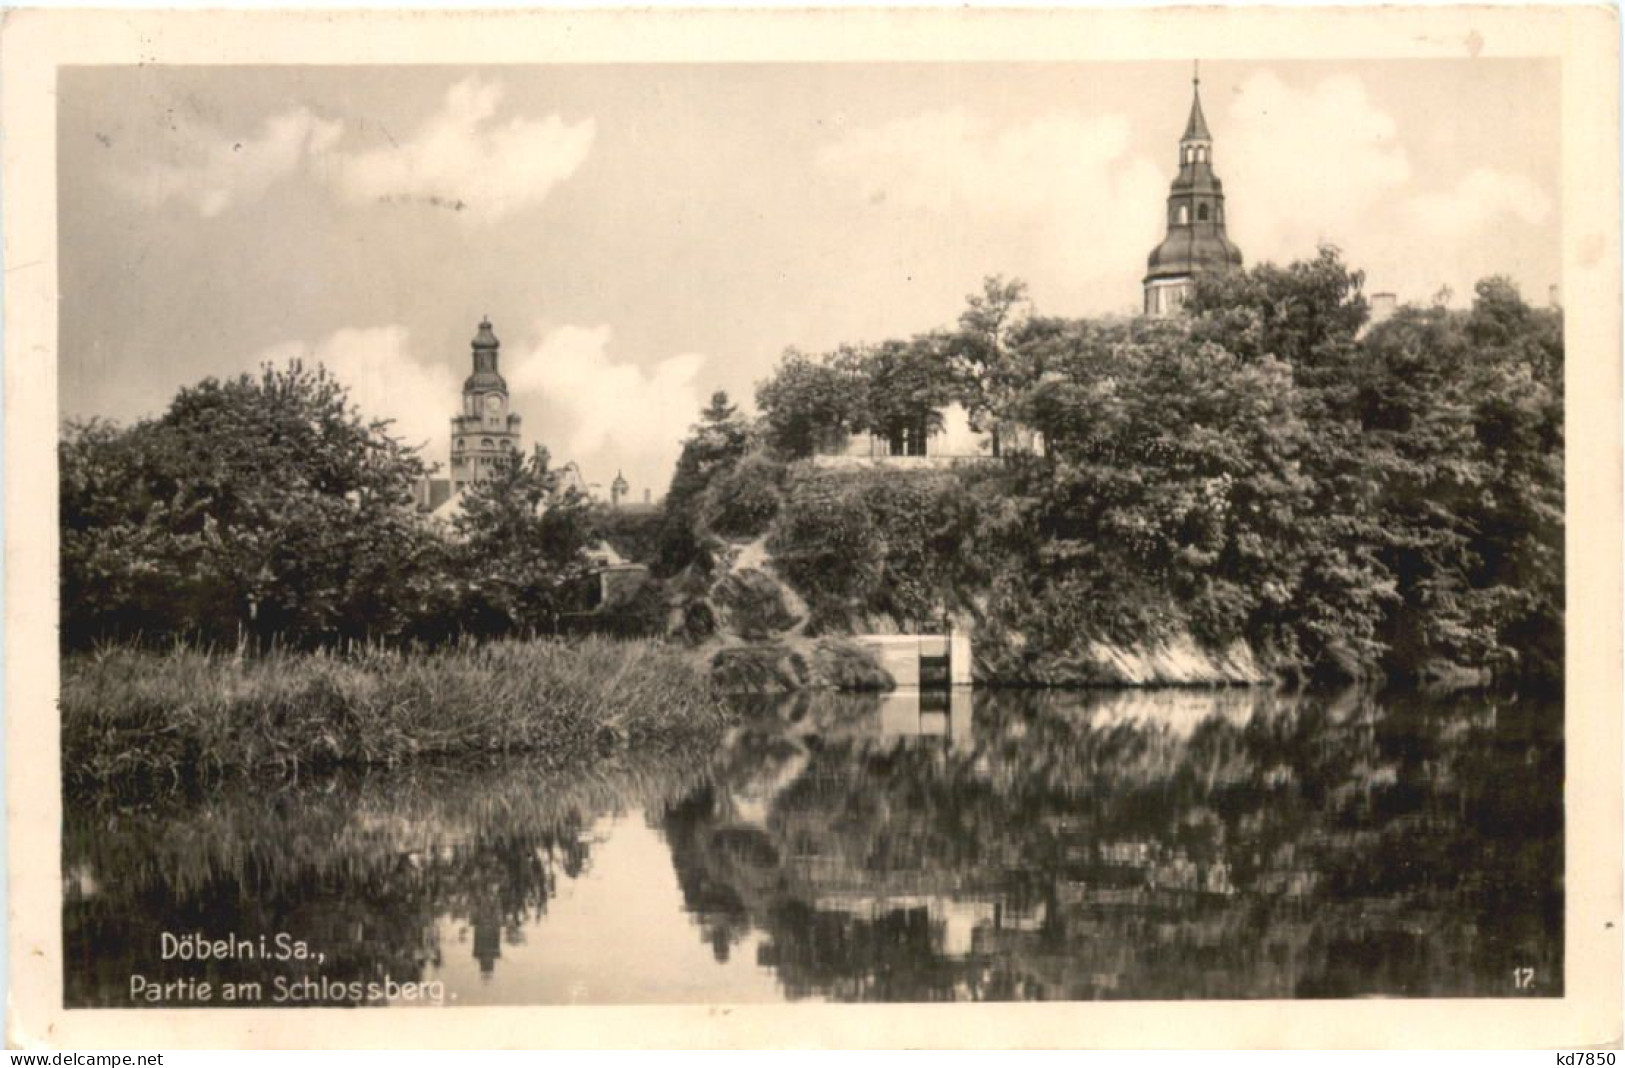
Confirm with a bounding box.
[59,61,1560,498]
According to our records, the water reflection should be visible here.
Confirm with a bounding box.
[64,687,1561,1005]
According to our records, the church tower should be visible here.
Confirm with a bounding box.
[1143,67,1244,316]
[449,317,522,493]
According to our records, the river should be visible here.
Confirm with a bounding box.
[63,686,1562,1005]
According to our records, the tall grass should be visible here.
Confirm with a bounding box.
[62,637,731,790]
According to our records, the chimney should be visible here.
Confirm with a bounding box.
[1369,292,1397,325]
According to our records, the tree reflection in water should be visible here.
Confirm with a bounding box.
[64,688,1560,1005]
[663,688,1561,1001]
[63,753,713,1006]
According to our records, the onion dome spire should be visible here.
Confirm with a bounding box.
[1142,62,1243,316]
[465,316,507,390]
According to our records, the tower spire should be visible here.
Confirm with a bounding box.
[450,315,521,492]
[1182,64,1212,144]
[1142,63,1242,317]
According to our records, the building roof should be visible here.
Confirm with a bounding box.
[464,370,508,392]
[464,317,508,392]
[1145,227,1244,282]
[430,487,470,524]
[1182,79,1212,142]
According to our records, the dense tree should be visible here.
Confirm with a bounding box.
[736,250,1563,685]
[657,390,755,573]
[1185,245,1370,378]
[755,334,961,461]
[60,418,207,645]
[450,447,595,635]
[60,362,437,648]
[947,275,1033,451]
[755,348,866,459]
[858,338,958,452]
[1354,280,1563,681]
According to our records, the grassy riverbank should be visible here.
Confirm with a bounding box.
[62,638,731,790]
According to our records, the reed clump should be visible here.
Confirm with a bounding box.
[62,638,731,790]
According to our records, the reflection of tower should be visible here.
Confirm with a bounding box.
[471,904,502,977]
[610,470,629,510]
[450,318,523,493]
[1144,65,1244,317]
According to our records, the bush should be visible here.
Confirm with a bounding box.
[766,473,883,626]
[701,454,786,539]
[713,568,801,639]
[709,644,810,695]
[766,467,986,633]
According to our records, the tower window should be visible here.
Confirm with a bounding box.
[1178,205,1190,225]
[1197,204,1210,222]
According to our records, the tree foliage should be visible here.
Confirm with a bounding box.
[755,348,866,458]
[61,362,437,647]
[742,253,1563,685]
[756,337,960,460]
[60,362,600,650]
[657,390,755,573]
[449,447,595,636]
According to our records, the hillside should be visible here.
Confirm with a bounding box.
[655,255,1562,693]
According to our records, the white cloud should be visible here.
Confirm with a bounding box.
[109,79,592,222]
[253,326,458,466]
[816,107,1165,308]
[111,107,342,217]
[819,107,1141,214]
[332,79,595,221]
[244,322,703,495]
[1403,168,1553,239]
[1220,71,1412,264]
[507,324,705,495]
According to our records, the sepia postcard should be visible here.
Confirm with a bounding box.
[4,4,1620,1050]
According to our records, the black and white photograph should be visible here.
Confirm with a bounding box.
[5,5,1620,1050]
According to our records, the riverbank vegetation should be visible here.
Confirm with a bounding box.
[667,250,1562,687]
[59,248,1561,695]
[62,638,728,792]
[59,362,650,651]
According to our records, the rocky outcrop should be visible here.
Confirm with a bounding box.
[713,568,801,639]
[974,631,1267,687]
[711,644,811,695]
[809,638,896,691]
[688,535,899,695]
[687,532,1270,693]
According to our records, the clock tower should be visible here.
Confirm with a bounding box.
[450,317,523,492]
